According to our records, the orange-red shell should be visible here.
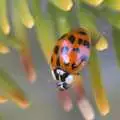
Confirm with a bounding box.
[50,28,91,74]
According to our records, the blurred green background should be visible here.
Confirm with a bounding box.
[0,0,120,120]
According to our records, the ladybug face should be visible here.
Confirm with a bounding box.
[51,68,73,91]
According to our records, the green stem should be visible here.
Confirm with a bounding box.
[76,2,110,115]
[0,31,21,50]
[49,0,73,11]
[100,7,120,29]
[0,0,10,34]
[13,0,34,28]
[0,69,29,108]
[76,2,101,43]
[31,0,56,61]
[89,47,110,116]
[112,27,120,67]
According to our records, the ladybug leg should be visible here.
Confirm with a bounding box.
[72,75,95,120]
[57,90,73,112]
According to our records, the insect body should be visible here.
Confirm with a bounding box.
[50,28,91,91]
[50,28,108,120]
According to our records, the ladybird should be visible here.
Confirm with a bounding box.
[50,28,91,91]
[50,28,108,119]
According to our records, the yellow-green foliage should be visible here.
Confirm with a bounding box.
[0,0,120,119]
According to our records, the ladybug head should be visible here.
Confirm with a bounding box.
[51,68,74,91]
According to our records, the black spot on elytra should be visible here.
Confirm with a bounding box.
[78,38,83,45]
[59,33,67,40]
[83,40,90,48]
[56,57,60,66]
[78,31,87,35]
[73,48,80,52]
[72,63,78,70]
[54,46,59,54]
[60,74,67,82]
[68,35,75,44]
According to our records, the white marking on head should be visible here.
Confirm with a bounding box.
[56,69,65,75]
[65,75,73,85]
